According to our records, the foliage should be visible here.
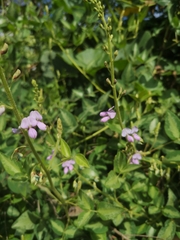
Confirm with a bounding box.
[1,0,180,239]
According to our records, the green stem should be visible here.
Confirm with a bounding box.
[101,16,124,129]
[53,40,113,99]
[0,66,65,205]
[72,125,109,147]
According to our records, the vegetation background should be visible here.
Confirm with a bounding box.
[1,0,180,239]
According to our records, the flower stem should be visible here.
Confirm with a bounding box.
[72,125,109,147]
[101,16,124,129]
[0,66,65,205]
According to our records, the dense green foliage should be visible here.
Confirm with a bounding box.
[1,0,180,239]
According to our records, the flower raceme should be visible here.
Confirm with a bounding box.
[121,126,141,142]
[100,106,116,122]
[17,110,47,139]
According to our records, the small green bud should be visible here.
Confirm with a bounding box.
[106,78,111,85]
[12,69,21,80]
[114,50,118,57]
[31,79,38,87]
[0,43,8,55]
[57,118,63,138]
[0,105,5,116]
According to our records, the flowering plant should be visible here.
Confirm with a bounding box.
[0,1,180,239]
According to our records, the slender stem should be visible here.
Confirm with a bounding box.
[72,125,109,147]
[101,16,124,129]
[0,66,65,205]
[53,40,113,99]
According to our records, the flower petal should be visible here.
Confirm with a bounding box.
[121,128,132,137]
[28,128,37,139]
[20,117,30,129]
[68,165,74,171]
[133,153,142,160]
[133,133,141,141]
[100,116,110,122]
[107,110,116,119]
[64,167,69,174]
[37,121,47,131]
[100,111,108,117]
[30,110,43,120]
[131,126,138,133]
[127,135,134,142]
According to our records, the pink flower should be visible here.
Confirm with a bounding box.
[18,110,47,139]
[122,126,141,142]
[62,160,75,174]
[130,153,142,164]
[46,150,54,160]
[100,106,116,122]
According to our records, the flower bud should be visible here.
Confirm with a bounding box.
[12,69,21,80]
[0,43,8,55]
[0,105,5,115]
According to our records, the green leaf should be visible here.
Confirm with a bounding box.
[162,206,180,218]
[121,62,134,83]
[164,110,180,140]
[120,164,141,174]
[148,206,161,215]
[75,153,90,168]
[7,206,20,218]
[50,219,64,236]
[97,202,123,221]
[97,92,110,110]
[114,151,127,173]
[78,190,94,210]
[166,189,177,206]
[59,109,78,135]
[12,211,35,233]
[104,170,122,189]
[60,138,71,158]
[0,152,22,176]
[74,211,94,228]
[75,48,106,74]
[7,178,31,197]
[64,226,77,238]
[80,167,99,181]
[157,219,176,240]
[107,122,122,134]
[164,150,180,163]
[131,180,148,192]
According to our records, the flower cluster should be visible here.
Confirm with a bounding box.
[62,160,75,174]
[130,153,142,164]
[100,106,116,122]
[121,126,141,142]
[14,110,47,139]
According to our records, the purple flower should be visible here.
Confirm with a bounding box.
[28,128,37,139]
[46,150,54,160]
[30,110,42,121]
[12,128,21,134]
[0,105,5,116]
[19,110,47,139]
[62,160,75,174]
[100,106,116,122]
[130,153,142,164]
[29,111,47,131]
[122,126,141,142]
